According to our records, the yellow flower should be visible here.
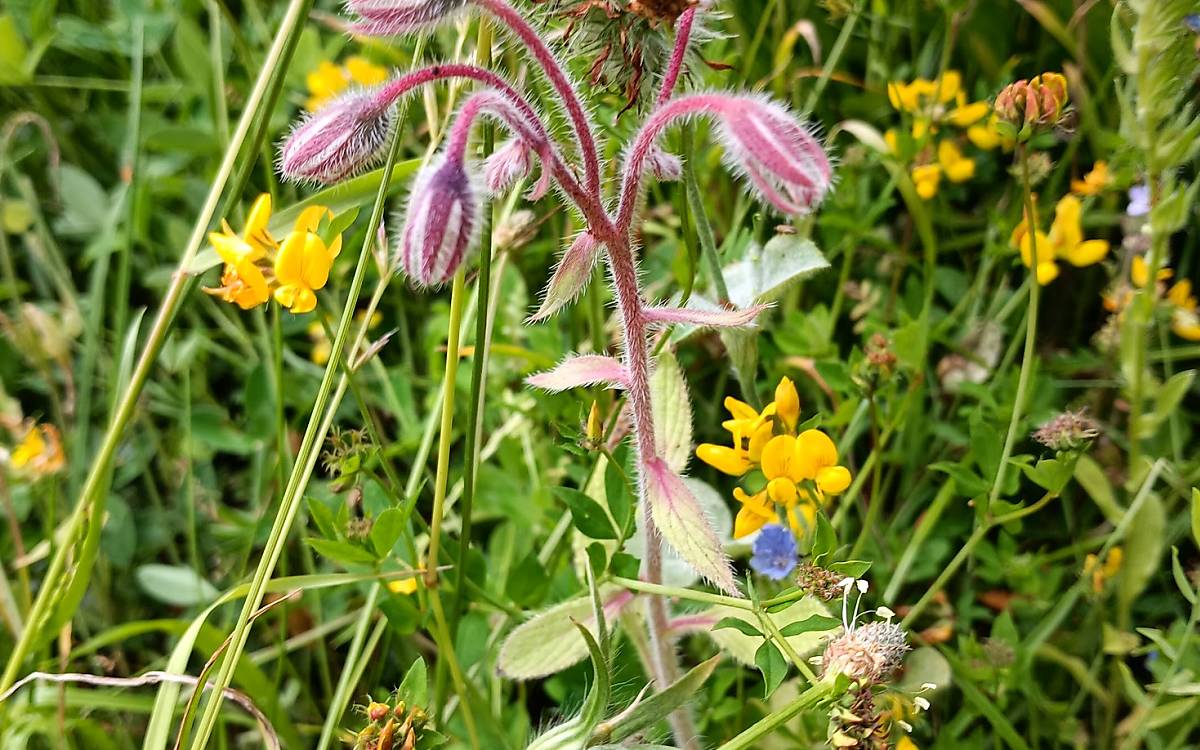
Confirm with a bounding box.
[937,140,975,183]
[946,100,990,128]
[697,396,776,476]
[912,164,941,200]
[308,320,332,365]
[9,422,65,477]
[966,113,1013,151]
[208,193,274,265]
[897,737,920,750]
[732,430,850,539]
[774,377,800,431]
[1172,308,1200,341]
[1013,195,1108,284]
[205,194,276,310]
[1084,547,1122,592]
[1130,255,1172,288]
[305,56,389,111]
[208,258,271,310]
[1071,162,1110,196]
[388,577,419,595]
[274,231,339,314]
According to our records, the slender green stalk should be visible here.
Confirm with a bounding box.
[453,18,496,623]
[984,146,1041,516]
[801,0,863,116]
[185,90,405,750]
[315,584,382,750]
[0,0,313,695]
[424,269,468,588]
[716,682,833,750]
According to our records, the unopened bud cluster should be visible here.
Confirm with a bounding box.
[1032,409,1099,451]
[822,620,910,684]
[355,698,428,750]
[993,72,1069,140]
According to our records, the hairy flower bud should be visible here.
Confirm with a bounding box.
[646,144,683,181]
[994,72,1069,138]
[483,138,534,195]
[716,98,832,215]
[280,91,394,184]
[347,0,468,36]
[397,155,481,286]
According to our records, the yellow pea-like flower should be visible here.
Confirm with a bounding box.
[274,231,337,314]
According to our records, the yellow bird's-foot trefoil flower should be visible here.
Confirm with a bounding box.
[1011,194,1109,285]
[6,421,65,478]
[204,195,343,315]
[697,377,852,541]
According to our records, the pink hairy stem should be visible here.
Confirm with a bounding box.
[471,0,602,195]
[371,64,605,218]
[654,5,697,107]
[616,94,732,234]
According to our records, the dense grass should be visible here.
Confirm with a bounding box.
[1,0,1198,748]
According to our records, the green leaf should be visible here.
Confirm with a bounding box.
[649,350,694,474]
[556,486,618,540]
[307,498,337,539]
[1171,547,1196,604]
[575,620,611,733]
[305,538,379,567]
[1022,457,1073,494]
[1074,455,1123,524]
[370,508,405,558]
[0,15,29,84]
[599,656,720,745]
[1192,487,1200,550]
[705,598,832,665]
[1118,493,1166,612]
[610,552,640,580]
[713,617,763,637]
[586,542,608,581]
[497,587,628,680]
[810,511,837,565]
[398,656,428,708]
[779,614,841,636]
[605,464,633,538]
[135,565,218,608]
[931,461,988,498]
[754,641,788,698]
[828,560,872,578]
[722,235,830,307]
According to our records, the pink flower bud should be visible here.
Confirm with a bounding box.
[397,155,481,286]
[483,138,533,195]
[646,144,682,181]
[716,98,832,215]
[346,0,468,35]
[280,91,393,185]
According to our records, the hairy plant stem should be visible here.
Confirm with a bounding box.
[716,681,834,750]
[0,0,314,696]
[985,145,1041,516]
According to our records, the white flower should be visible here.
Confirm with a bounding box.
[915,696,930,712]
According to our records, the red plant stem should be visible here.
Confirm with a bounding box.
[655,6,697,107]
[472,0,602,195]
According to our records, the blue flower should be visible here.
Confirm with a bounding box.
[750,524,798,580]
[1127,183,1150,218]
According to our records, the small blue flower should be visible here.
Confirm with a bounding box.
[1127,183,1150,218]
[750,524,798,580]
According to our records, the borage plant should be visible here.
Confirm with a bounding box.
[281,0,831,744]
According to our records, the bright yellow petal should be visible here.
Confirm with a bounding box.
[1036,261,1060,285]
[388,577,418,595]
[696,443,750,476]
[767,477,798,505]
[1064,239,1109,267]
[912,164,941,200]
[1019,230,1052,267]
[299,236,334,290]
[244,193,272,241]
[816,465,852,495]
[294,205,332,235]
[274,231,307,286]
[733,488,773,538]
[345,56,389,85]
[793,429,838,478]
[210,231,260,265]
[1172,308,1200,341]
[760,434,798,481]
[747,421,774,463]
[774,376,800,429]
[935,71,962,102]
[724,397,759,423]
[947,101,990,128]
[1050,195,1083,252]
[1167,280,1195,309]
